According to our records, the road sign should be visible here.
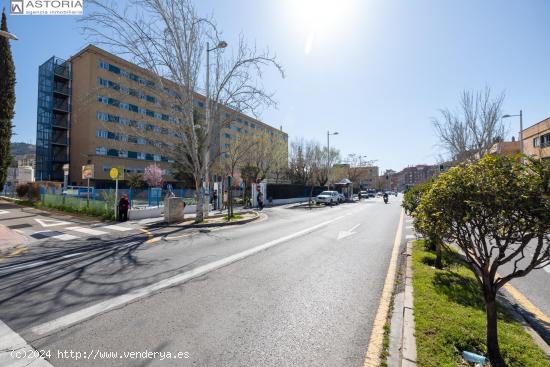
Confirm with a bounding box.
[109,167,124,180]
[82,165,94,179]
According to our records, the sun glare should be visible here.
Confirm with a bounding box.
[285,0,356,54]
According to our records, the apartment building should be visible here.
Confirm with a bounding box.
[395,164,439,191]
[36,45,288,186]
[522,116,550,159]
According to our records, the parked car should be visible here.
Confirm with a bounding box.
[367,189,376,198]
[360,191,368,199]
[316,191,340,205]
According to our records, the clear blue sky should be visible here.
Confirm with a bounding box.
[4,0,550,172]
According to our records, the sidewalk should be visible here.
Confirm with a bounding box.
[0,224,26,254]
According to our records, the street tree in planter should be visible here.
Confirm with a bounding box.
[402,180,445,269]
[416,155,550,367]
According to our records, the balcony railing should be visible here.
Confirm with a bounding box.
[52,138,68,146]
[52,155,68,162]
[52,117,68,128]
[53,84,70,96]
[54,65,70,79]
[52,101,69,112]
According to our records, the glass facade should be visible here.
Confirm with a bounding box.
[36,57,71,181]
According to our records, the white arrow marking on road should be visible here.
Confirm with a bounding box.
[544,265,550,274]
[0,210,9,215]
[406,225,413,230]
[34,218,72,228]
[337,224,361,240]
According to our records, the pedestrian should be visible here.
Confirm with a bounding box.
[212,189,218,210]
[257,190,264,210]
[118,194,130,222]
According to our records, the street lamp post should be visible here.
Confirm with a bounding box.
[502,110,523,156]
[204,40,227,216]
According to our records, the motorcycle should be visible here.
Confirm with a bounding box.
[383,195,389,204]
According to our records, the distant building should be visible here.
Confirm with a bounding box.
[395,164,439,191]
[522,117,550,159]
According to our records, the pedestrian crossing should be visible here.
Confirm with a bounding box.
[30,223,136,242]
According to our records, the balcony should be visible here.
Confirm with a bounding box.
[52,116,69,128]
[52,101,69,113]
[53,63,70,80]
[52,137,68,146]
[52,154,68,162]
[53,83,70,96]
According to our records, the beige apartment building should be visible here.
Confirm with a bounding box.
[522,117,550,159]
[36,45,288,187]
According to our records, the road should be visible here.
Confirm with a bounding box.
[0,197,404,366]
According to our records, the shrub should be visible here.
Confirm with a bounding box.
[15,184,29,198]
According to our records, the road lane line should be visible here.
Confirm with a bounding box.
[0,319,53,366]
[31,215,346,336]
[65,227,107,236]
[544,264,550,274]
[405,234,415,240]
[52,234,79,241]
[364,209,404,367]
[503,282,550,324]
[103,225,133,231]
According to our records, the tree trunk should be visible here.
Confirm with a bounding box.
[434,240,442,269]
[485,290,506,367]
[195,178,204,223]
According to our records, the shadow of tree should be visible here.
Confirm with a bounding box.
[0,224,220,332]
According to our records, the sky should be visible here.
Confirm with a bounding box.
[4,0,550,172]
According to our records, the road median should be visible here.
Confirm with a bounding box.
[409,239,549,366]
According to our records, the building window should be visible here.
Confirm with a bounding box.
[96,130,108,139]
[96,147,107,155]
[137,152,146,160]
[119,150,128,158]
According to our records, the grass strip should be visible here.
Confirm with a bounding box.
[412,240,549,366]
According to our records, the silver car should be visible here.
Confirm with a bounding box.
[316,191,339,205]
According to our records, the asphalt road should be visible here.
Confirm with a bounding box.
[0,197,404,366]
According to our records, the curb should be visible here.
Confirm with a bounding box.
[401,240,417,366]
[145,211,261,230]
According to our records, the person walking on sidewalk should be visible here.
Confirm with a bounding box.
[257,190,264,211]
[212,189,218,210]
[118,195,130,222]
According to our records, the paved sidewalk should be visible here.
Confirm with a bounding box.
[0,224,26,252]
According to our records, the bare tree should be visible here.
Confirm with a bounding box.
[81,0,283,222]
[433,87,505,162]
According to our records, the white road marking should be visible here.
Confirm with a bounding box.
[544,265,550,274]
[405,219,413,224]
[52,234,79,241]
[62,252,83,259]
[406,225,413,230]
[2,261,47,271]
[103,225,133,231]
[337,223,361,240]
[32,215,346,336]
[0,210,9,215]
[65,227,107,236]
[405,234,415,240]
[34,218,72,228]
[0,319,53,366]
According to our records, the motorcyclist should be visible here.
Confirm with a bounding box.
[383,192,389,204]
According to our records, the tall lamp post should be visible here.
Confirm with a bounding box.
[502,110,523,157]
[327,131,339,189]
[204,40,227,215]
